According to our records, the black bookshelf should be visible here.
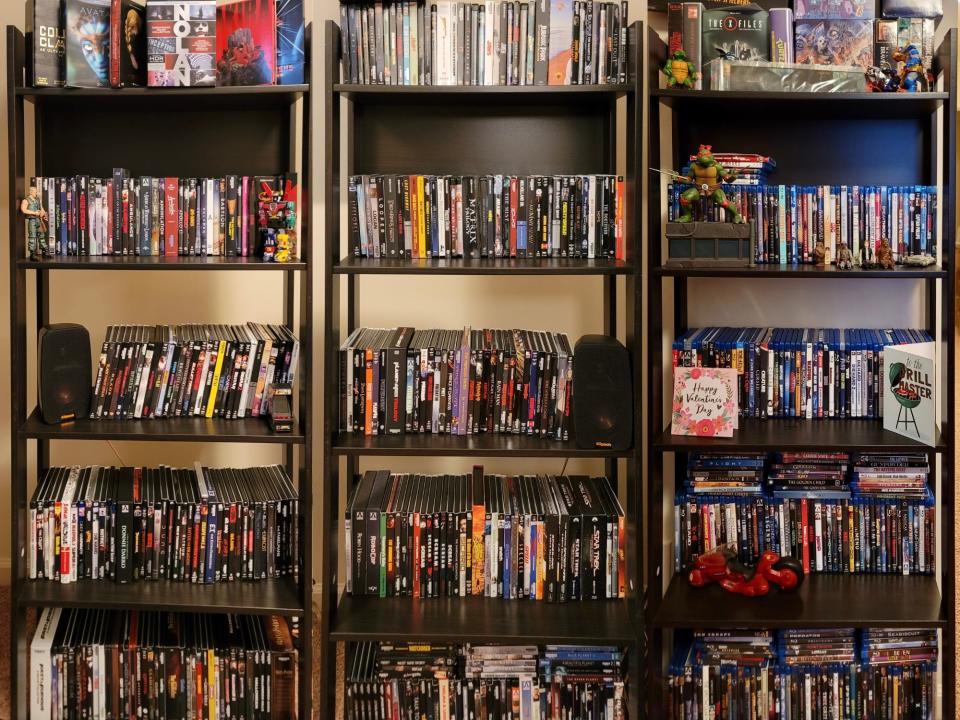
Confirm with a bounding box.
[645,27,957,718]
[322,19,645,719]
[5,25,314,719]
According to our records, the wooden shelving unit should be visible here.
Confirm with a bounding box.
[321,18,645,719]
[645,26,957,718]
[5,25,314,719]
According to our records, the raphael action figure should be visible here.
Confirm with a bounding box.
[676,145,743,223]
[20,184,48,260]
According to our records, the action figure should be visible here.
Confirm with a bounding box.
[20,184,48,260]
[877,239,895,269]
[892,44,928,92]
[814,241,826,266]
[865,63,900,92]
[675,145,743,223]
[836,241,854,270]
[661,50,698,88]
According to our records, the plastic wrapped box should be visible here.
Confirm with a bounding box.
[706,58,867,92]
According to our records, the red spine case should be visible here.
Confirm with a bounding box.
[164,178,178,256]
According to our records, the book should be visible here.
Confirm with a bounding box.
[883,341,936,446]
[146,0,216,86]
[27,0,66,87]
[65,0,111,87]
[110,0,146,86]
[276,0,305,84]
[216,0,277,86]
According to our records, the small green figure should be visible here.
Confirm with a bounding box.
[676,144,743,223]
[661,50,698,88]
[20,184,48,260]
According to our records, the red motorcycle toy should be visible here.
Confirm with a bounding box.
[688,544,805,597]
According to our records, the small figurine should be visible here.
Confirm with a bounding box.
[661,50,698,89]
[865,63,900,92]
[836,241,854,270]
[877,239,895,269]
[258,191,297,263]
[20,183,48,260]
[892,44,928,93]
[813,241,826,266]
[902,253,936,267]
[675,144,744,223]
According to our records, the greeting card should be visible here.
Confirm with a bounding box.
[672,367,739,437]
[883,341,937,447]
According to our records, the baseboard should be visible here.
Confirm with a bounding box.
[0,559,10,586]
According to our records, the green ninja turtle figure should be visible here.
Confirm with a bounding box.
[676,144,743,223]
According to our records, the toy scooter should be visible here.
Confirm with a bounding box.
[688,543,804,597]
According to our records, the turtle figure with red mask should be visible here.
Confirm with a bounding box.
[675,144,744,224]
[688,543,805,597]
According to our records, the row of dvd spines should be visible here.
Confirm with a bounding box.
[31,173,297,258]
[345,470,625,601]
[340,1,628,87]
[672,327,933,420]
[675,494,936,578]
[347,174,626,260]
[91,323,299,421]
[339,327,573,438]
[30,608,300,720]
[28,464,300,585]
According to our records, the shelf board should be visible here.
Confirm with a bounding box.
[654,574,945,628]
[17,83,309,108]
[334,256,634,275]
[332,431,632,457]
[651,88,949,116]
[332,595,638,643]
[18,256,306,271]
[654,262,948,279]
[21,408,304,444]
[19,578,304,615]
[334,83,633,98]
[654,418,945,452]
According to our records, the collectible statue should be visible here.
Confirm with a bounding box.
[688,544,804,597]
[865,63,900,92]
[674,145,743,223]
[877,239,895,269]
[258,190,297,263]
[20,183,48,260]
[892,44,928,92]
[661,50,698,88]
[814,241,826,266]
[836,241,854,270]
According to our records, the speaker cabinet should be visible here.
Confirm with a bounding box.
[38,324,91,424]
[573,335,632,451]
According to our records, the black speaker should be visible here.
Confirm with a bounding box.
[573,335,632,451]
[38,324,91,424]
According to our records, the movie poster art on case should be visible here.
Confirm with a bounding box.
[146,0,216,87]
[216,0,277,86]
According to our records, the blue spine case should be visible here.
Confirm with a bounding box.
[276,0,306,84]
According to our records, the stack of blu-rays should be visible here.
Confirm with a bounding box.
[851,453,930,499]
[767,451,851,499]
[685,152,776,186]
[861,628,938,666]
[777,628,856,666]
[685,452,766,495]
[374,641,461,678]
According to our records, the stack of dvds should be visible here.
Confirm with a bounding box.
[767,452,851,499]
[30,608,299,719]
[686,152,775,186]
[339,0,628,86]
[861,628,938,666]
[91,323,299,421]
[346,642,627,719]
[778,628,856,666]
[348,173,626,260]
[672,327,932,420]
[667,628,937,720]
[674,452,936,576]
[345,470,624,601]
[666,183,939,264]
[685,452,766,495]
[339,327,573,439]
[28,464,299,585]
[30,172,298,259]
[852,453,930,498]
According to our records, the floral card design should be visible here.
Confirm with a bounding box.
[672,367,739,438]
